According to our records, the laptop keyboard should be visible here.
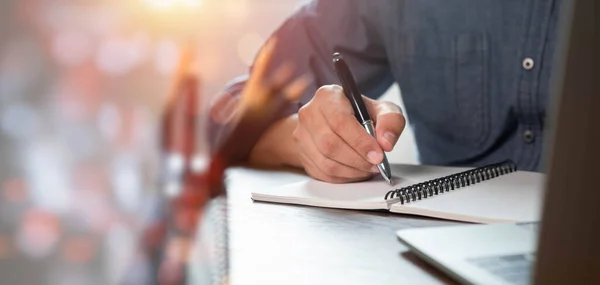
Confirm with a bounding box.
[516,222,540,233]
[467,253,535,285]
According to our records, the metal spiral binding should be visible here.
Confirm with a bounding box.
[384,160,517,204]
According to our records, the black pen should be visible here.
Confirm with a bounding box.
[333,52,393,184]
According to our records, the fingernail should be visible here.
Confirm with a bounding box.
[384,132,397,146]
[370,165,380,173]
[367,151,382,164]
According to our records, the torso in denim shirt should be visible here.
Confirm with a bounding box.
[220,0,560,172]
[374,0,559,171]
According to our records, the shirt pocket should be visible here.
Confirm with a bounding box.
[396,32,491,147]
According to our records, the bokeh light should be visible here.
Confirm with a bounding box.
[164,153,185,197]
[95,37,140,76]
[16,210,61,259]
[112,154,143,213]
[0,0,304,283]
[2,178,30,204]
[69,165,115,234]
[0,103,39,141]
[97,102,122,143]
[154,39,180,76]
[191,155,209,173]
[25,140,72,214]
[62,236,95,263]
[51,30,94,67]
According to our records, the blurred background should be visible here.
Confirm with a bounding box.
[0,0,415,283]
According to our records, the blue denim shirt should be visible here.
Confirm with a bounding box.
[223,0,561,172]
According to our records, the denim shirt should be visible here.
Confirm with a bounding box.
[222,0,561,172]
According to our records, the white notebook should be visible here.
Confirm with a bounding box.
[250,161,545,223]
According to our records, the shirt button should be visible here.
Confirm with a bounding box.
[523,130,535,144]
[522,58,535,70]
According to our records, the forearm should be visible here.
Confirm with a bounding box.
[247,114,302,169]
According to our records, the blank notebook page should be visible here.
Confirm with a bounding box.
[389,171,545,223]
[250,164,465,210]
[251,174,417,210]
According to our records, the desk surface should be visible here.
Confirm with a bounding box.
[226,167,462,285]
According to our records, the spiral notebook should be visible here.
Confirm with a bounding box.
[250,160,545,223]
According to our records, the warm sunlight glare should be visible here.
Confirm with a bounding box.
[143,0,203,10]
[144,0,174,9]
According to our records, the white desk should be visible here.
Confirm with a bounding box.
[225,167,460,284]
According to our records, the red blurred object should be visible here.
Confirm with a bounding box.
[17,210,62,259]
[0,235,12,259]
[56,64,103,121]
[140,39,305,284]
[162,76,199,158]
[139,47,227,284]
[2,177,30,204]
[62,236,96,263]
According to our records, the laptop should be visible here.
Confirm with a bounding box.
[396,1,599,285]
[397,222,539,285]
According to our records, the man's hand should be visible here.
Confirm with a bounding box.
[293,85,405,183]
[210,84,405,183]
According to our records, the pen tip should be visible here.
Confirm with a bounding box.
[382,173,392,185]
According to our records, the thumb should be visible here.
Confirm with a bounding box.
[364,96,405,152]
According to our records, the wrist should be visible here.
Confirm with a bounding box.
[248,114,302,169]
